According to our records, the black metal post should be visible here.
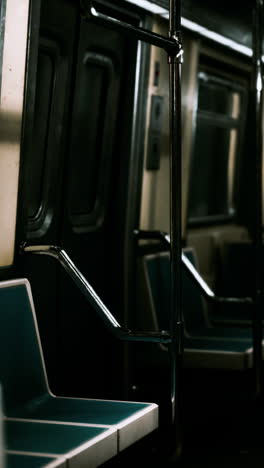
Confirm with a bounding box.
[81,0,184,451]
[168,0,184,458]
[80,0,179,54]
[252,0,263,398]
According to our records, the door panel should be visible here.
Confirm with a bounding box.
[22,0,139,397]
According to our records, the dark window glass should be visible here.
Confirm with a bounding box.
[198,74,236,116]
[188,69,245,222]
[188,123,231,218]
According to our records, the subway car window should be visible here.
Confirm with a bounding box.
[188,69,246,223]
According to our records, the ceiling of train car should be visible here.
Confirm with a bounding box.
[182,0,253,48]
[131,0,254,48]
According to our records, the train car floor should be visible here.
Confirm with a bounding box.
[102,414,264,467]
[102,436,264,467]
[102,369,264,467]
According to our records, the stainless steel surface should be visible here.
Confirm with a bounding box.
[22,244,171,344]
[117,403,158,451]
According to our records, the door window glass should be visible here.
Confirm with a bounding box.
[188,69,246,223]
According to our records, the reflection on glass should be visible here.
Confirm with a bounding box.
[198,73,241,118]
[189,123,231,218]
[188,69,244,221]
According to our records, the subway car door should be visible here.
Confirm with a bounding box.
[21,0,139,397]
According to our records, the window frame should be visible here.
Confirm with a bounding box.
[187,60,248,227]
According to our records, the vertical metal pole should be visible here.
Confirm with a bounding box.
[252,0,263,398]
[168,0,183,457]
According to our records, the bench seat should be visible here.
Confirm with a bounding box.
[0,279,158,466]
[5,419,117,468]
[142,249,262,370]
[8,398,158,452]
[187,327,253,341]
[184,337,253,370]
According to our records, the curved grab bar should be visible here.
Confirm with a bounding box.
[80,0,182,56]
[134,229,254,306]
[20,243,171,344]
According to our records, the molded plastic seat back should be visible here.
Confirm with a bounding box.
[181,249,208,333]
[0,280,48,412]
[144,252,171,332]
[144,249,206,333]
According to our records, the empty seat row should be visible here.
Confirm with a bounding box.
[141,248,262,370]
[0,279,158,468]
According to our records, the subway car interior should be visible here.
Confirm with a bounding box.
[1,0,264,466]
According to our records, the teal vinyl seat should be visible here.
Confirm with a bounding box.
[0,279,158,467]
[143,249,261,369]
[5,418,116,468]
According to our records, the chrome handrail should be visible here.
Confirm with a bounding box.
[21,243,171,344]
[80,0,182,55]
